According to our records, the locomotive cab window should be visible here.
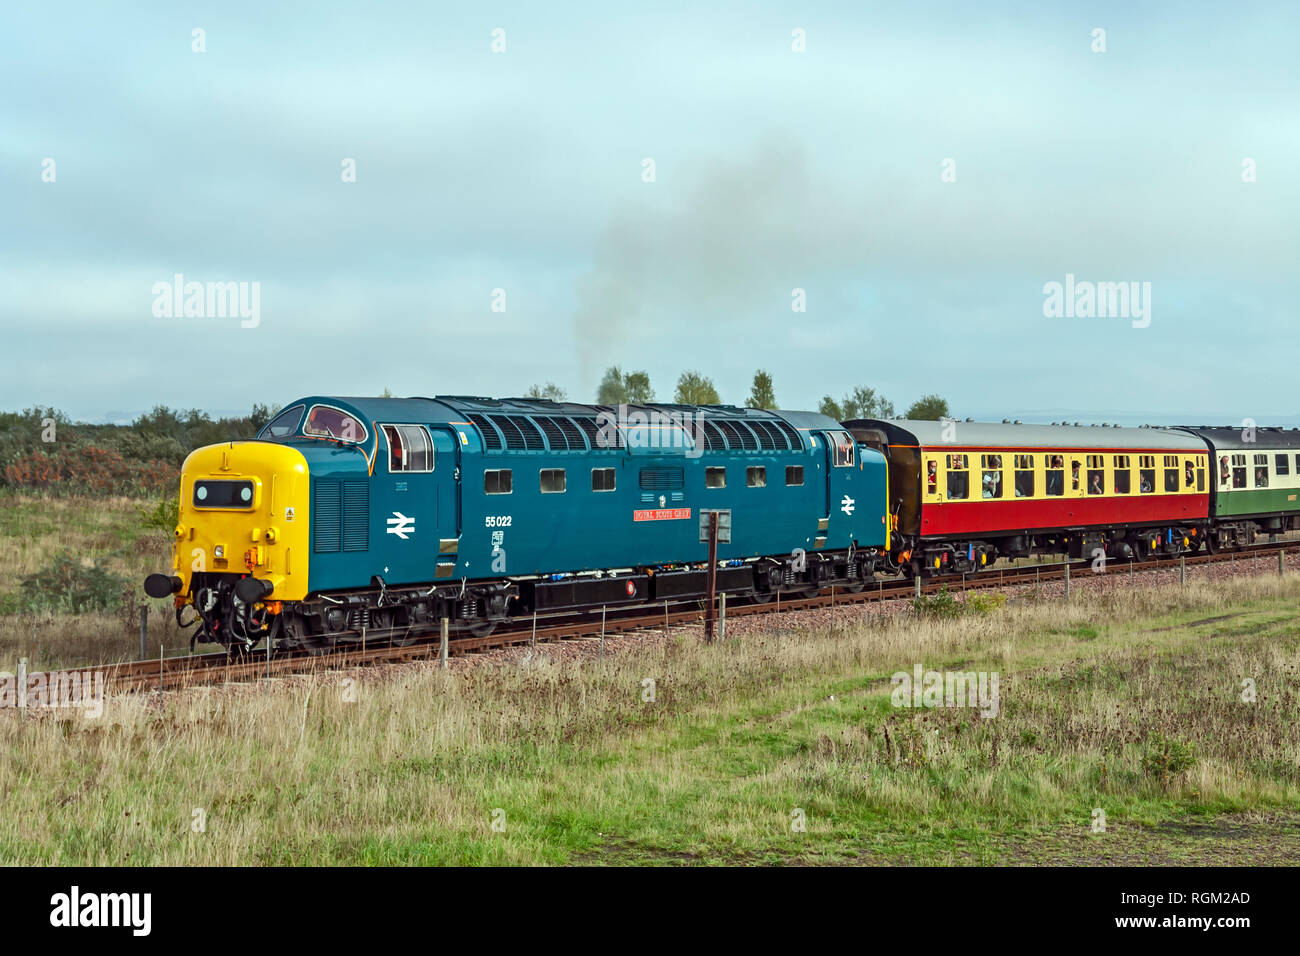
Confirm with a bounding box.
[831,431,854,467]
[591,467,616,492]
[706,466,726,489]
[484,469,512,495]
[381,424,433,473]
[747,466,766,488]
[303,404,368,443]
[258,404,304,439]
[193,479,255,509]
[1013,454,1034,497]
[540,468,566,494]
[785,465,804,486]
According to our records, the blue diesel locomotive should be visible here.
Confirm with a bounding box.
[144,395,890,652]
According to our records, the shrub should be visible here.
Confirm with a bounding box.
[139,494,180,534]
[911,587,965,619]
[18,551,131,614]
[1141,733,1197,782]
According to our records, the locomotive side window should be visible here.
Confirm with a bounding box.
[381,424,433,473]
[303,405,368,443]
[591,468,616,492]
[540,468,566,494]
[1254,454,1269,488]
[259,404,304,439]
[945,454,968,500]
[1112,455,1131,494]
[706,466,726,489]
[1013,454,1034,497]
[484,469,512,495]
[1086,454,1105,495]
[1045,455,1065,496]
[980,454,1002,499]
[785,465,804,486]
[747,466,767,488]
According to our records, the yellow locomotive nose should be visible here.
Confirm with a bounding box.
[164,441,311,603]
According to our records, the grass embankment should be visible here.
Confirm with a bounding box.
[1,573,1297,865]
[0,493,179,671]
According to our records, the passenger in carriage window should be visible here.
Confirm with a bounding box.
[1140,473,1154,493]
[1089,472,1103,495]
[1185,462,1194,486]
[1071,461,1080,490]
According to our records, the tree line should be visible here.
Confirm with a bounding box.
[0,377,950,497]
[527,368,950,421]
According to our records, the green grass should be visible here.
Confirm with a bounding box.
[2,573,1298,865]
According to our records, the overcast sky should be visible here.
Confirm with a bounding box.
[2,1,1297,425]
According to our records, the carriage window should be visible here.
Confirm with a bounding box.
[303,404,368,443]
[1071,460,1081,492]
[747,466,766,488]
[980,454,1002,499]
[1231,454,1247,489]
[1112,455,1130,494]
[706,466,726,489]
[1139,456,1157,493]
[831,431,854,467]
[1164,468,1179,493]
[926,458,939,494]
[381,424,433,473]
[1045,455,1065,496]
[1276,454,1290,476]
[591,467,616,492]
[484,469,512,495]
[259,404,304,439]
[1013,454,1034,497]
[1254,454,1269,488]
[1197,467,1204,492]
[946,455,969,500]
[540,468,566,494]
[1085,455,1105,495]
[785,465,804,486]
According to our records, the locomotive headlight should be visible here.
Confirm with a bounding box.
[214,545,226,559]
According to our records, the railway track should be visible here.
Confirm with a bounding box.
[50,540,1300,696]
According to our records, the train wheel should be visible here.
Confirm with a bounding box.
[750,589,774,604]
[466,619,497,638]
